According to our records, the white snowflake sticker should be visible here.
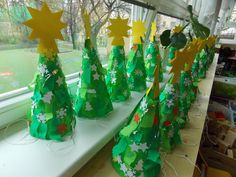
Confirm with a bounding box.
[37,113,46,123]
[56,108,67,119]
[139,143,148,152]
[38,64,49,76]
[120,163,128,173]
[166,99,174,108]
[140,98,148,112]
[164,84,175,95]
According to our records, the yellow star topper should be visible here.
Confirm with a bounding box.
[132,19,147,44]
[23,3,66,58]
[150,21,157,41]
[82,10,91,39]
[185,41,198,71]
[107,16,131,46]
[170,48,188,83]
[173,25,183,33]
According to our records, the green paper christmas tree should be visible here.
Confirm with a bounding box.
[74,12,113,117]
[112,63,161,177]
[127,19,147,91]
[23,3,75,141]
[106,16,131,102]
[145,22,163,82]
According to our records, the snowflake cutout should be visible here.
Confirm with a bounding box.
[147,54,152,59]
[140,98,148,112]
[116,155,122,163]
[111,77,117,84]
[110,69,116,78]
[135,69,143,77]
[56,108,67,119]
[42,91,53,104]
[120,163,128,173]
[164,84,175,95]
[37,113,46,123]
[184,78,191,86]
[168,129,174,138]
[166,99,174,108]
[126,170,135,177]
[38,64,49,76]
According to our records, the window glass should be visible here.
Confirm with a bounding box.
[0,1,130,95]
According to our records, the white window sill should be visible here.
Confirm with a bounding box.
[0,72,168,177]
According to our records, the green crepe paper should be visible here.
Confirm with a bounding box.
[167,47,176,66]
[178,70,193,129]
[106,45,131,102]
[74,39,113,118]
[112,88,161,177]
[145,39,163,82]
[160,83,182,152]
[127,44,147,91]
[198,49,207,79]
[30,54,75,141]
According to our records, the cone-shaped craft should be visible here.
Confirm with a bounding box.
[145,22,163,82]
[106,16,131,101]
[112,62,161,177]
[74,11,113,117]
[23,3,75,141]
[127,19,147,91]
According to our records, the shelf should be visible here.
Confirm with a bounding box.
[75,54,219,177]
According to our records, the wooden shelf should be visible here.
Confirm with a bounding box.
[75,54,218,177]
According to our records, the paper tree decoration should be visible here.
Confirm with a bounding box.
[145,22,163,82]
[23,3,75,141]
[74,11,113,118]
[167,47,176,67]
[106,16,131,102]
[178,41,198,128]
[127,19,147,91]
[112,64,161,177]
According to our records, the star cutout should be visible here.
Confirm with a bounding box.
[91,64,97,72]
[93,72,100,80]
[23,3,66,56]
[140,143,148,152]
[108,16,131,46]
[56,77,63,86]
[134,114,140,124]
[42,91,53,104]
[130,142,139,152]
[132,19,147,44]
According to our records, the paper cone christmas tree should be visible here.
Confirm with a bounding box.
[23,3,75,141]
[112,62,161,177]
[145,22,163,82]
[127,19,147,91]
[74,11,113,118]
[159,47,189,151]
[106,16,131,102]
[178,41,198,128]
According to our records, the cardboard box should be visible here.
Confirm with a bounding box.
[201,147,236,177]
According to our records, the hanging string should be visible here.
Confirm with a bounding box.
[2,118,38,145]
